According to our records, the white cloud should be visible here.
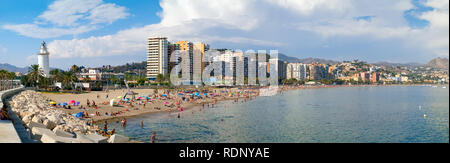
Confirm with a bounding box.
[3,24,98,39]
[0,45,7,55]
[3,0,129,39]
[47,0,448,62]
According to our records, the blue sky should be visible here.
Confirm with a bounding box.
[0,0,448,69]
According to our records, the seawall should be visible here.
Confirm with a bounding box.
[0,86,25,143]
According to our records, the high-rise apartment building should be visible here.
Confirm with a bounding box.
[193,42,210,85]
[371,72,380,83]
[147,37,168,80]
[287,63,310,81]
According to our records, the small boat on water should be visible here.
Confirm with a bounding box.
[443,87,447,89]
[424,114,427,118]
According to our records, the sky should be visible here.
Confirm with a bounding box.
[0,0,448,69]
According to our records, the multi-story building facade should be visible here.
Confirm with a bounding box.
[287,63,309,81]
[360,72,371,82]
[309,63,329,81]
[147,37,169,80]
[371,72,380,83]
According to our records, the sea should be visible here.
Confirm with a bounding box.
[108,86,449,143]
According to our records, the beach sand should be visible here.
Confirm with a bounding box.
[41,88,248,124]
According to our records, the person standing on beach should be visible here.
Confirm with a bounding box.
[103,122,108,136]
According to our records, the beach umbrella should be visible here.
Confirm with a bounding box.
[75,112,83,118]
[49,101,57,105]
[162,94,168,97]
[117,96,122,99]
[179,107,185,111]
[164,102,169,104]
[203,93,208,96]
[110,99,115,107]
[178,93,183,96]
[137,97,142,100]
[145,97,151,100]
[122,98,129,101]
[61,103,68,106]
[69,100,75,104]
[74,102,81,106]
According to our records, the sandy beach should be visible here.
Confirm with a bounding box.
[41,87,259,124]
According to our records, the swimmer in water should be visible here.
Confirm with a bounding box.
[177,113,180,119]
[151,132,157,143]
[140,120,144,128]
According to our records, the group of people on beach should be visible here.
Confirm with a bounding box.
[48,87,262,143]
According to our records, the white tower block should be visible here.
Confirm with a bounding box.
[38,41,50,77]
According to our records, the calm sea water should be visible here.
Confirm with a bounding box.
[109,86,449,143]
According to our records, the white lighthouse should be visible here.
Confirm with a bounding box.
[38,41,50,77]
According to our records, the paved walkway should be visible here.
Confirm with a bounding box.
[0,120,21,143]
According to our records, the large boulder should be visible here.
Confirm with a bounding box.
[31,116,43,124]
[75,133,108,143]
[108,134,129,143]
[47,115,62,125]
[31,127,54,140]
[53,129,75,138]
[27,121,47,130]
[22,114,34,124]
[40,133,80,143]
[43,119,57,130]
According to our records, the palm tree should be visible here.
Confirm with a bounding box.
[50,69,63,83]
[61,71,77,92]
[71,65,79,74]
[0,70,9,90]
[156,74,165,83]
[27,64,44,88]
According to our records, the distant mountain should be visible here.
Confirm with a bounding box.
[0,63,28,73]
[426,57,449,70]
[296,58,339,65]
[110,61,147,73]
[278,54,339,65]
[373,62,423,69]
[277,53,300,63]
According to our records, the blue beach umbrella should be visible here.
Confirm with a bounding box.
[75,112,83,118]
[61,103,68,106]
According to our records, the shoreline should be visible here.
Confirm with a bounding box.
[91,84,447,124]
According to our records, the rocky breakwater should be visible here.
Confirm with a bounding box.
[8,90,113,143]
